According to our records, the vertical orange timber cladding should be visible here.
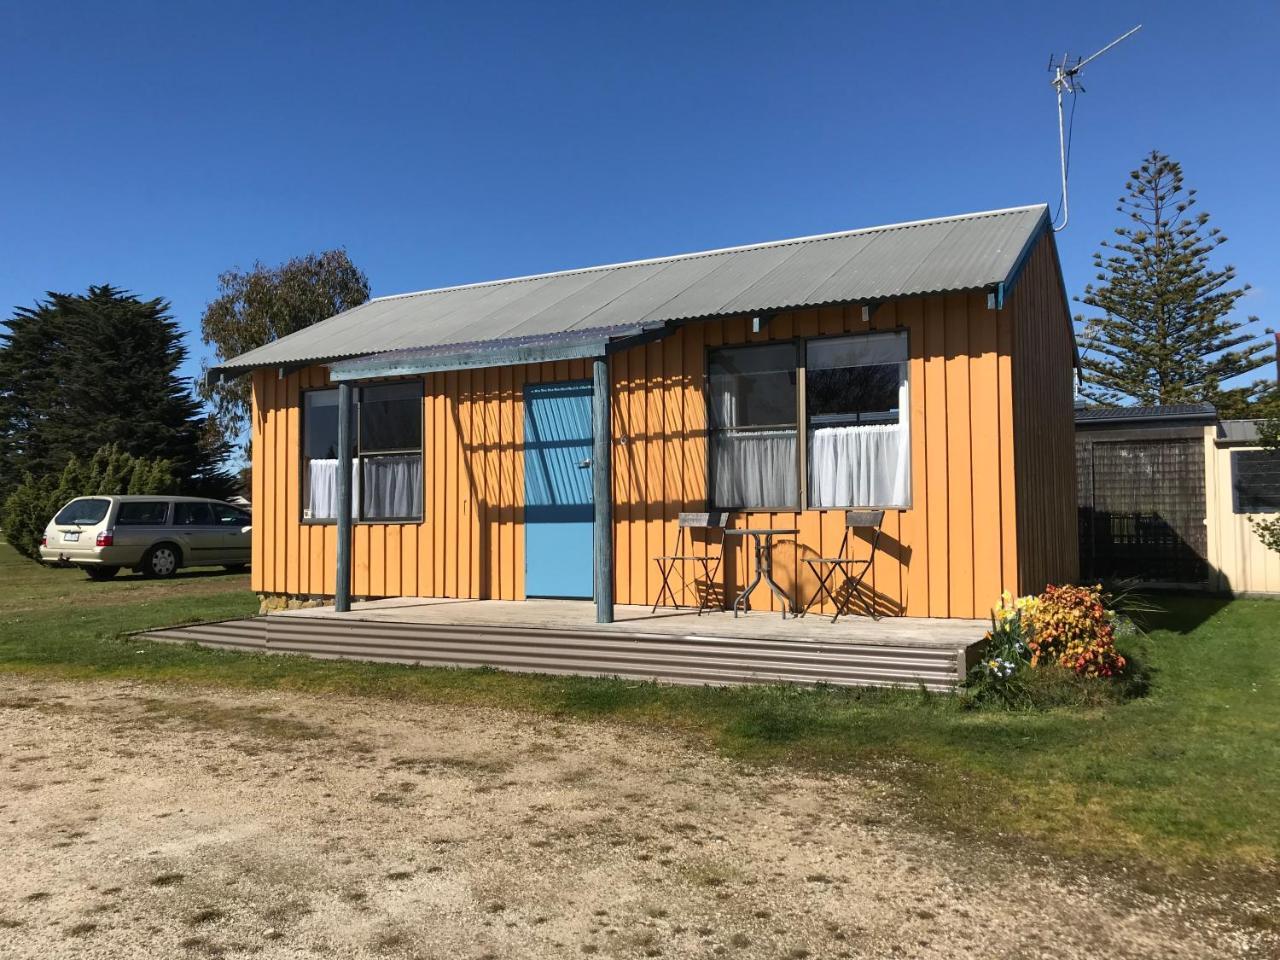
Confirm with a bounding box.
[251,297,1030,618]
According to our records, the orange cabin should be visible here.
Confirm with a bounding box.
[212,204,1078,621]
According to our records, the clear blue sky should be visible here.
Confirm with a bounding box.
[2,0,1276,389]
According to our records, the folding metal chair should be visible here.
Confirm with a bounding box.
[652,512,730,615]
[801,510,884,623]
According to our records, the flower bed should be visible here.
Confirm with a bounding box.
[971,583,1132,706]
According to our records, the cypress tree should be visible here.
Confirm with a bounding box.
[0,285,233,499]
[0,297,67,493]
[1076,151,1272,407]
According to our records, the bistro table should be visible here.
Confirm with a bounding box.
[723,527,801,618]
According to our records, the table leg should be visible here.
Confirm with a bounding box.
[757,534,792,619]
[733,537,763,618]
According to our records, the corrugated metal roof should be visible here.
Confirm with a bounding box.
[1074,403,1218,425]
[215,203,1051,376]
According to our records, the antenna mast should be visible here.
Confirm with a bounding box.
[1049,24,1141,232]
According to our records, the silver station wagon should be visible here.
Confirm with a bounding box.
[39,495,252,580]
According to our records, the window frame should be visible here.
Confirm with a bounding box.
[803,329,911,511]
[704,339,803,512]
[210,502,251,527]
[173,501,216,527]
[300,386,345,526]
[1231,448,1280,515]
[114,501,172,526]
[704,330,912,513]
[299,379,426,526]
[54,497,112,526]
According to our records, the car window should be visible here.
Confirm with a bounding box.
[173,502,215,526]
[211,503,250,526]
[54,498,111,526]
[116,501,170,525]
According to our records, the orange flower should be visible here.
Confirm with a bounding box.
[1017,583,1125,678]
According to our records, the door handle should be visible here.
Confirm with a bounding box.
[578,459,592,468]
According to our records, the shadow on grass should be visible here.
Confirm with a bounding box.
[1138,593,1235,635]
[59,567,250,585]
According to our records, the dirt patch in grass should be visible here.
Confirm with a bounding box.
[133,698,332,741]
[0,676,1275,959]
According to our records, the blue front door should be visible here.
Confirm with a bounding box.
[524,380,594,598]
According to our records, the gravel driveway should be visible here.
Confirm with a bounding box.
[0,676,1272,959]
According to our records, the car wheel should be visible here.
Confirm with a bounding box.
[83,565,120,581]
[142,544,181,579]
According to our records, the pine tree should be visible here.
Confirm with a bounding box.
[0,285,233,500]
[1076,151,1272,406]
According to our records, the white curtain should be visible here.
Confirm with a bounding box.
[306,457,423,520]
[307,459,342,519]
[808,424,909,507]
[711,429,798,508]
[714,388,739,430]
[807,372,910,508]
[361,455,423,519]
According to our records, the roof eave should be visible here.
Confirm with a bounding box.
[326,324,668,381]
[990,209,1081,369]
[1075,408,1219,428]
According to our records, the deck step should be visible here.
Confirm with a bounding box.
[138,616,975,691]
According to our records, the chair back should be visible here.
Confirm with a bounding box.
[845,509,884,530]
[836,509,884,560]
[677,511,730,552]
[678,511,731,528]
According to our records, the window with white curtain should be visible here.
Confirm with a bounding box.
[708,343,799,509]
[706,332,911,512]
[806,331,909,508]
[303,390,341,520]
[302,382,424,522]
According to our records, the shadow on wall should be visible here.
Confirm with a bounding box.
[731,530,910,618]
[1077,505,1236,635]
[448,391,918,615]
[1078,507,1209,585]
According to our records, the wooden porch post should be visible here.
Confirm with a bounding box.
[335,381,353,613]
[592,356,614,624]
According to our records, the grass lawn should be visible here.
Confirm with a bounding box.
[1,542,1276,878]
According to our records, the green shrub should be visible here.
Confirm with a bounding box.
[1097,577,1164,633]
[1,445,177,559]
[1249,419,1280,554]
[1254,516,1280,554]
[0,476,57,560]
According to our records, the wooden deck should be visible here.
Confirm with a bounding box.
[138,599,988,691]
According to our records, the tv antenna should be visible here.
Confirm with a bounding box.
[1049,24,1141,232]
